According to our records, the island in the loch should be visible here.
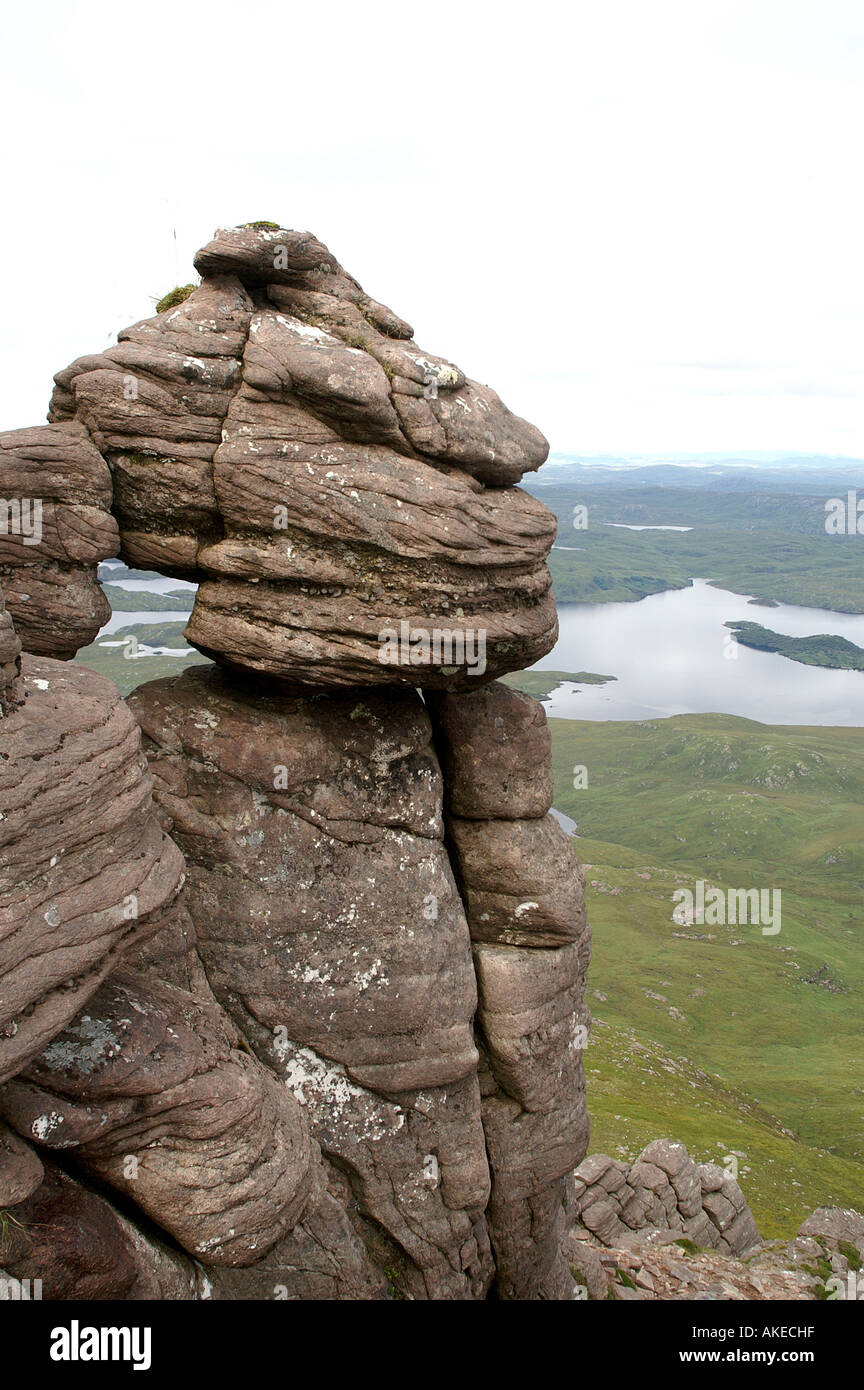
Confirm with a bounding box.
[725,620,864,671]
[502,669,617,698]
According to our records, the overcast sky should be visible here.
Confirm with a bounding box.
[2,0,862,457]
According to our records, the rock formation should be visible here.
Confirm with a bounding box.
[0,223,589,1300]
[0,223,859,1305]
[564,1142,864,1302]
[570,1141,761,1257]
[45,226,557,689]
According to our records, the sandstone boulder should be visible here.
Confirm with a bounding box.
[427,682,554,819]
[36,223,557,685]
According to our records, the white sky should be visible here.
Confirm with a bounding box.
[2,0,862,457]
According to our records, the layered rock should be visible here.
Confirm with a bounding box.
[0,587,21,713]
[0,654,184,1086]
[0,424,118,657]
[127,664,494,1299]
[34,223,557,686]
[0,970,323,1266]
[570,1141,761,1257]
[0,223,593,1303]
[428,682,591,1298]
[0,1154,202,1300]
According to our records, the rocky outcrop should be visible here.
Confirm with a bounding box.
[0,654,184,1086]
[0,424,117,658]
[0,223,592,1302]
[429,682,591,1299]
[564,1144,864,1301]
[126,664,494,1300]
[570,1142,761,1256]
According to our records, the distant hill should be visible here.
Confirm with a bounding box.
[535,454,864,492]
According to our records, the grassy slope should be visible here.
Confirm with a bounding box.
[76,620,211,697]
[549,713,864,1235]
[101,584,194,611]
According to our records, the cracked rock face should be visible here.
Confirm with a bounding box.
[127,664,494,1299]
[38,224,557,688]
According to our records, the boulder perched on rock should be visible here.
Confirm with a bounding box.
[26,223,558,687]
[0,222,594,1303]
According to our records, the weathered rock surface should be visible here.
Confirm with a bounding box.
[0,423,117,657]
[0,655,184,1086]
[0,970,320,1267]
[0,1118,43,1207]
[0,587,21,713]
[429,682,591,1297]
[448,816,587,948]
[428,683,554,819]
[31,223,558,685]
[477,941,590,1299]
[127,664,495,1298]
[0,1157,201,1300]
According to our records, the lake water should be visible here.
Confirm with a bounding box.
[537,580,864,726]
[100,608,194,634]
[96,573,863,726]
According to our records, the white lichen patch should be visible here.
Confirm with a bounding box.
[32,1111,65,1142]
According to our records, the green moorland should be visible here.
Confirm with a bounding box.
[726,621,864,671]
[549,712,864,1235]
[101,583,195,612]
[526,485,864,611]
[75,621,211,696]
